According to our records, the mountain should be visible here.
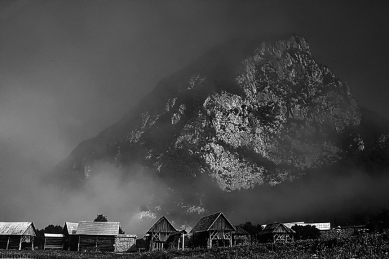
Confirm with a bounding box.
[55,35,389,219]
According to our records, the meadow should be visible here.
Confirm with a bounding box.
[1,233,389,258]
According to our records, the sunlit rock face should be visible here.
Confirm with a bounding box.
[56,36,360,191]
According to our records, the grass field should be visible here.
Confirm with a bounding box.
[1,234,389,258]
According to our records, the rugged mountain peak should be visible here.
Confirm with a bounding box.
[56,35,360,191]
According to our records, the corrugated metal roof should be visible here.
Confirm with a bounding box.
[64,222,78,235]
[0,222,36,236]
[44,233,64,237]
[191,212,235,233]
[76,221,119,236]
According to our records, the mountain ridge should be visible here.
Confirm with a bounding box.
[55,35,387,196]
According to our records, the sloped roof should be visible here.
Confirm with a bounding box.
[117,234,137,238]
[191,212,235,233]
[234,226,250,235]
[44,233,64,238]
[0,222,36,236]
[147,216,177,233]
[76,221,120,236]
[64,222,79,235]
[260,223,295,235]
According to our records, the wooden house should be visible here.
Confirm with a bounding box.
[233,226,250,246]
[0,222,37,250]
[259,223,295,243]
[76,221,119,252]
[44,233,64,250]
[190,212,235,248]
[63,222,78,251]
[145,216,178,251]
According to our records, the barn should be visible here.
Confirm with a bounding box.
[145,216,178,251]
[44,233,64,250]
[63,222,78,251]
[165,230,187,250]
[190,212,235,248]
[259,223,295,243]
[233,226,250,246]
[76,221,119,252]
[0,222,37,250]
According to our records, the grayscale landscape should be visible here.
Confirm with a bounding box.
[1,1,389,258]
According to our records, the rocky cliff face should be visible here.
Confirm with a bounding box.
[56,35,362,192]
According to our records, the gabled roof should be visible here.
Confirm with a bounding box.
[64,222,79,235]
[191,212,235,233]
[0,222,37,236]
[260,223,295,235]
[76,221,120,236]
[147,216,178,234]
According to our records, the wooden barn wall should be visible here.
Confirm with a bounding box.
[275,225,288,233]
[209,216,234,231]
[0,235,33,250]
[0,236,21,250]
[44,237,64,250]
[78,235,115,252]
[64,235,78,251]
[24,225,36,236]
[151,219,176,233]
[191,232,210,248]
[159,232,171,242]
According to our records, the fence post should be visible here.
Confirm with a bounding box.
[18,236,22,250]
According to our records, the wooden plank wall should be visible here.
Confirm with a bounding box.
[64,235,78,251]
[44,237,64,250]
[152,218,176,233]
[78,235,115,252]
[209,216,234,231]
[0,236,22,250]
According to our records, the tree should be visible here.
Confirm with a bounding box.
[44,224,63,234]
[94,214,108,222]
[239,221,263,235]
[238,221,263,243]
[292,225,321,240]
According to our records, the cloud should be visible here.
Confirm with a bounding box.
[0,156,169,236]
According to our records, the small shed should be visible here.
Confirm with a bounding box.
[63,222,78,251]
[190,212,235,248]
[44,233,64,250]
[145,216,178,251]
[259,223,295,243]
[233,226,250,246]
[76,221,119,252]
[0,222,37,250]
[115,234,137,252]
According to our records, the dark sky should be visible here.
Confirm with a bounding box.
[0,0,388,234]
